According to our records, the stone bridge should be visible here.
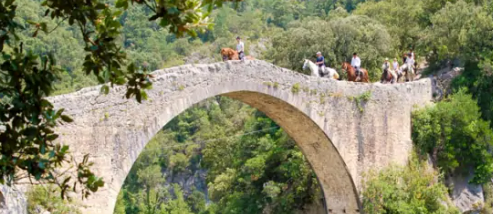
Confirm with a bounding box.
[49,60,433,214]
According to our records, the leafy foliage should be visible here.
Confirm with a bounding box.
[412,89,493,184]
[0,0,241,200]
[362,153,459,214]
[451,60,493,128]
[423,0,493,62]
[27,185,81,214]
[354,0,424,51]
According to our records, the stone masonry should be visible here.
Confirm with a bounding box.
[47,60,433,214]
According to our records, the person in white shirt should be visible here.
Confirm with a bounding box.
[406,53,415,81]
[393,57,401,77]
[351,52,361,78]
[236,36,245,61]
[409,48,416,71]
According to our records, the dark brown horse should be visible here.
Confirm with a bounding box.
[381,65,395,84]
[341,62,370,83]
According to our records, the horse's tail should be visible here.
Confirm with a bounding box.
[334,71,340,80]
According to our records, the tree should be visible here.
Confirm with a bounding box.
[269,15,391,81]
[424,0,493,62]
[412,89,493,184]
[452,60,493,128]
[362,154,460,214]
[0,0,242,200]
[354,0,424,52]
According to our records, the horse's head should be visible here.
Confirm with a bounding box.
[341,62,349,71]
[302,59,309,70]
[220,48,228,61]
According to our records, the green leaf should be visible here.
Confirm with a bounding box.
[61,115,73,123]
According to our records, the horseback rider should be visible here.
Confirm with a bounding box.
[409,48,415,61]
[236,36,245,61]
[406,53,415,81]
[381,58,391,83]
[351,52,361,79]
[315,52,326,75]
[409,48,417,71]
[393,57,401,76]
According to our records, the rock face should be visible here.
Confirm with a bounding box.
[430,66,463,100]
[0,185,27,214]
[447,172,484,213]
[47,60,433,214]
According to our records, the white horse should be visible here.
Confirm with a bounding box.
[397,63,414,82]
[303,59,339,80]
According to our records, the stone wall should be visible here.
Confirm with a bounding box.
[47,60,433,214]
[0,185,27,214]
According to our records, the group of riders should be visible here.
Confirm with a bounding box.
[232,36,416,83]
[315,49,417,83]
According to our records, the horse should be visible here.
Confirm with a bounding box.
[303,59,339,80]
[221,48,239,61]
[381,64,396,84]
[341,62,369,83]
[221,48,255,61]
[397,63,414,82]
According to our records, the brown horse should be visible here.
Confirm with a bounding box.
[220,48,255,61]
[341,62,370,83]
[381,66,395,84]
[221,48,239,61]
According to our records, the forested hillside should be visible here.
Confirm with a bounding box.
[7,0,493,213]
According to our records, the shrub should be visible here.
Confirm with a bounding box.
[412,89,493,184]
[291,83,300,94]
[362,154,460,214]
[27,185,81,214]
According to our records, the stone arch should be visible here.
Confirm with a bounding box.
[223,91,361,213]
[49,60,432,214]
[118,90,361,214]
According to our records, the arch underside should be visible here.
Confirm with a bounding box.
[224,91,361,213]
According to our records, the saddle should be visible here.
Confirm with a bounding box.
[355,67,361,77]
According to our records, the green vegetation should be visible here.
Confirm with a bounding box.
[451,61,493,129]
[412,89,493,184]
[291,83,301,94]
[0,0,242,199]
[27,185,81,214]
[9,0,493,213]
[263,81,273,87]
[348,91,372,113]
[362,153,459,214]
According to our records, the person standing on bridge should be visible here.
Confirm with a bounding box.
[236,36,245,61]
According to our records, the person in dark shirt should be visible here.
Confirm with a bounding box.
[315,52,326,75]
